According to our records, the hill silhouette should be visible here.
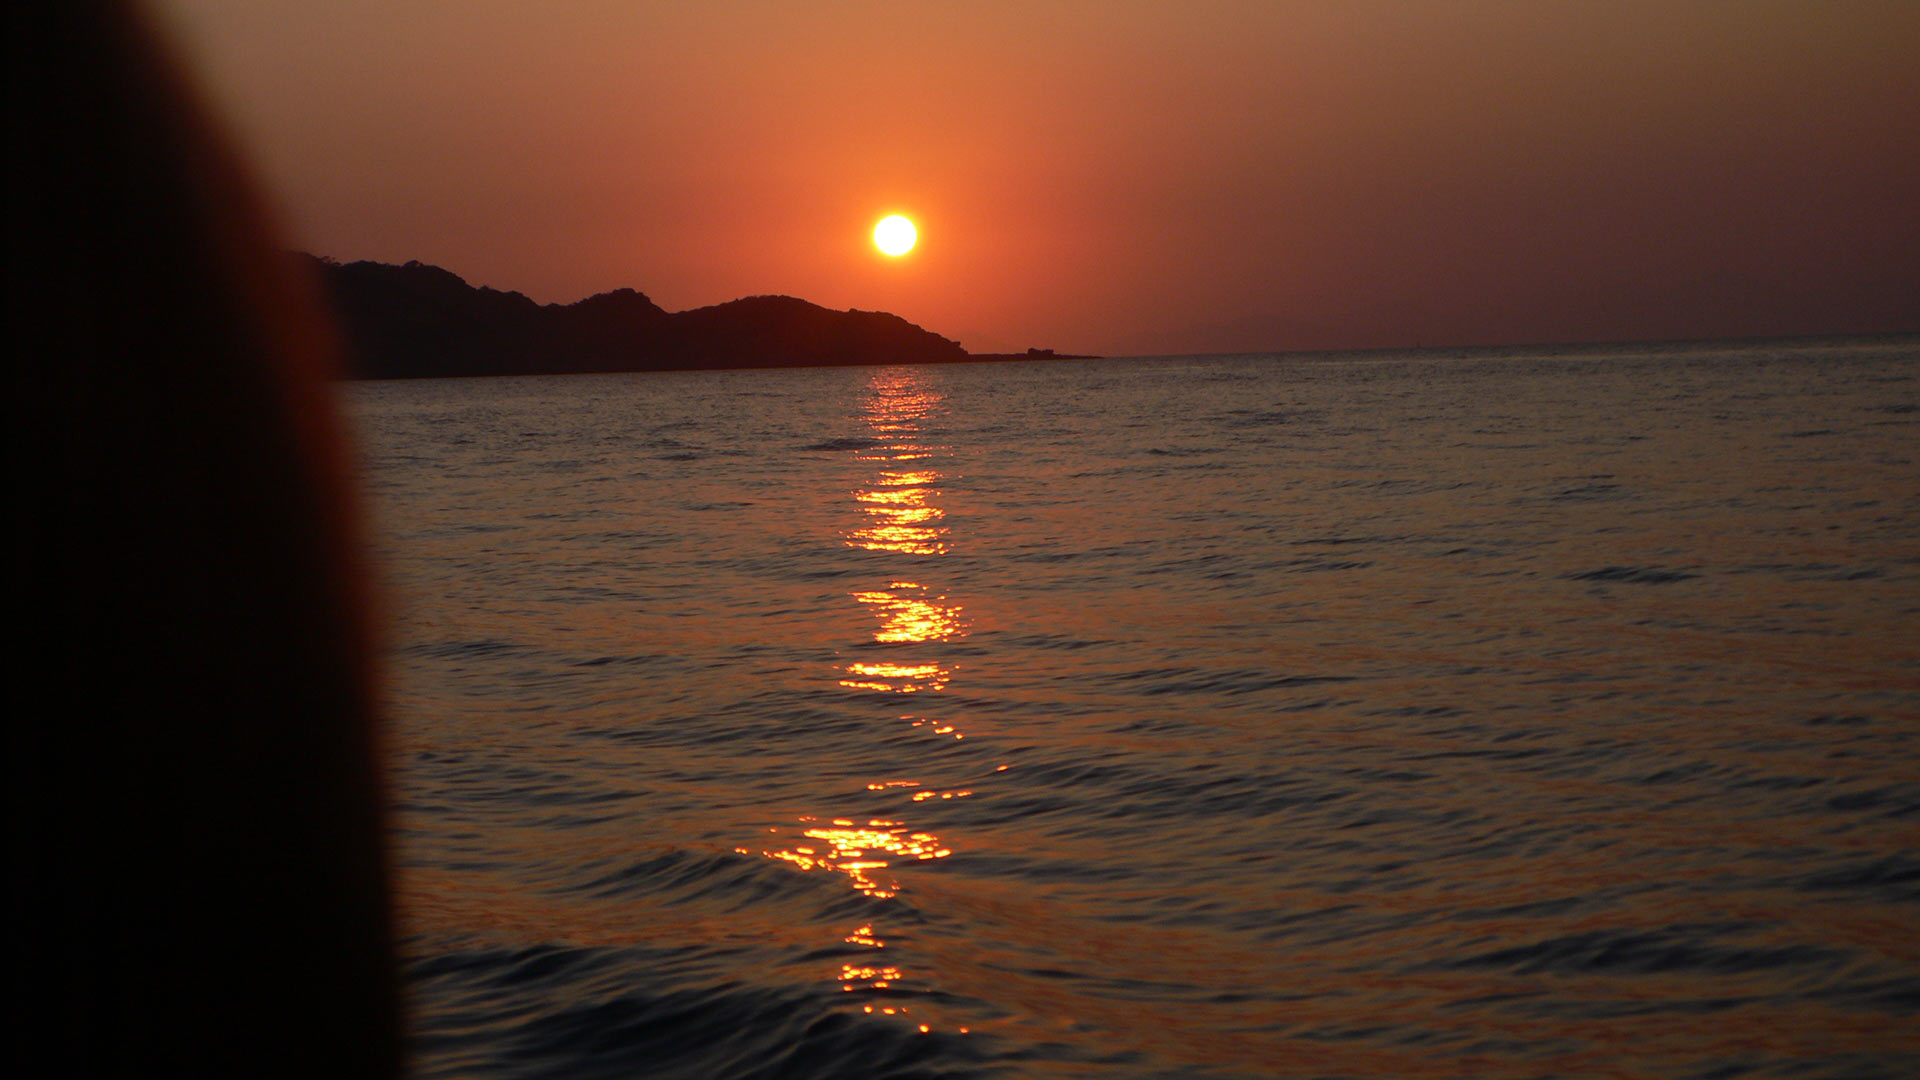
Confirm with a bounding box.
[305,255,1020,378]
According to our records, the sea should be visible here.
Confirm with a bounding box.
[342,339,1920,1079]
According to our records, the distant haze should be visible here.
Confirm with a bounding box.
[153,0,1919,356]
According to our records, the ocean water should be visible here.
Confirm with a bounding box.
[344,340,1920,1079]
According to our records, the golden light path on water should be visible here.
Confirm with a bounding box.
[854,582,963,644]
[838,660,951,694]
[746,368,989,1034]
[844,414,949,554]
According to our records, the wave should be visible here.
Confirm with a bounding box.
[408,943,1003,1080]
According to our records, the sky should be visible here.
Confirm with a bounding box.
[152,0,1919,356]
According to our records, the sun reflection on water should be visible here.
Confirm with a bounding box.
[854,582,964,644]
[846,518,947,555]
[754,369,1000,1032]
[838,660,952,693]
[844,376,950,556]
[755,817,952,900]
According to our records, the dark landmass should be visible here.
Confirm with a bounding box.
[968,348,1103,362]
[304,255,1093,379]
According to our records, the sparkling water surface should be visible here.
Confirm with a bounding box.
[345,341,1920,1079]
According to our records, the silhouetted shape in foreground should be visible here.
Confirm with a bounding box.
[16,3,397,1076]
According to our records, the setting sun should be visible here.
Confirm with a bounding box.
[873,215,917,257]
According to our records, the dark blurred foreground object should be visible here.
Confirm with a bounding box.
[9,3,399,1075]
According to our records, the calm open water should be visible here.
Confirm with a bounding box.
[345,341,1920,1079]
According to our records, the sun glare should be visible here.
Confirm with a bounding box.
[873,215,917,257]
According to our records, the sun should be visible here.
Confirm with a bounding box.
[873,215,917,257]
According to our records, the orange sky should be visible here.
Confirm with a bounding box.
[154,0,1918,355]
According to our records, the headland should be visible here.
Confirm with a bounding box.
[303,255,1094,379]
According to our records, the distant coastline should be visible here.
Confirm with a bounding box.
[302,255,1096,379]
[1119,332,1920,364]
